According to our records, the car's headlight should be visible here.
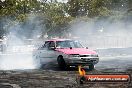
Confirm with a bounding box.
[71,54,80,57]
[91,54,98,57]
[66,54,80,59]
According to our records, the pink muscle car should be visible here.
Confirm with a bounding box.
[33,39,99,70]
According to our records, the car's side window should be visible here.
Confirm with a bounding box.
[38,41,55,50]
[38,41,49,50]
[44,41,50,49]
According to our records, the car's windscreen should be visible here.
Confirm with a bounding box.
[56,40,83,48]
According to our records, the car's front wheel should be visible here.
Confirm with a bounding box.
[57,56,67,70]
[83,64,94,71]
[89,64,94,71]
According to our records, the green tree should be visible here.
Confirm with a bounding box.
[67,0,112,17]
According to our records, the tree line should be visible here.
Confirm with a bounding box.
[0,0,132,38]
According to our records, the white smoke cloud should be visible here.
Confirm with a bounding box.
[0,14,46,70]
[69,17,132,49]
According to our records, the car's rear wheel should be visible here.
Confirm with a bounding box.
[57,56,67,70]
[34,56,43,69]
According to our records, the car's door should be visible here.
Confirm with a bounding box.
[39,41,57,64]
[38,41,50,64]
[46,41,57,61]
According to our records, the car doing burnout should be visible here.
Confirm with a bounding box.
[33,39,99,70]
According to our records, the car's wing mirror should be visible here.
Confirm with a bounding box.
[86,47,88,49]
[50,47,56,50]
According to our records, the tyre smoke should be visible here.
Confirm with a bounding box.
[0,14,46,70]
[69,17,132,49]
